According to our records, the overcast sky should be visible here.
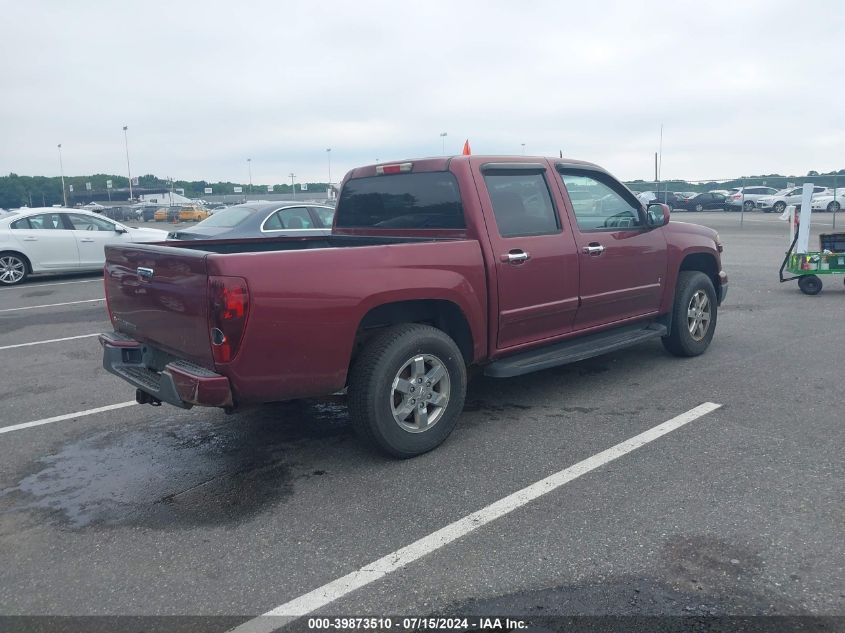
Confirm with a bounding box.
[1,0,842,185]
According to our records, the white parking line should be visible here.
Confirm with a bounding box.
[0,298,104,313]
[0,401,137,436]
[0,333,100,351]
[229,402,722,632]
[0,278,101,290]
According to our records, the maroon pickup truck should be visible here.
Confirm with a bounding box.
[101,156,727,457]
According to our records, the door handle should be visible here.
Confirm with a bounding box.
[582,244,606,256]
[23,237,37,241]
[79,238,95,243]
[500,250,530,264]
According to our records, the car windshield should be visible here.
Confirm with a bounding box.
[194,206,255,227]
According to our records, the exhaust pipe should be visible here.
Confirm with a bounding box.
[135,389,162,407]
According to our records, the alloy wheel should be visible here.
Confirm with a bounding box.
[390,354,451,433]
[0,255,26,284]
[687,290,711,341]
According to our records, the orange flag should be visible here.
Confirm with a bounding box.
[462,139,471,155]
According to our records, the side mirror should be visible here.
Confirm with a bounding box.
[115,226,128,234]
[646,202,670,227]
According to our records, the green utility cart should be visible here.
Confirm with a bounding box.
[780,232,845,295]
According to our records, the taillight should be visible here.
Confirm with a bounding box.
[208,276,250,364]
[104,265,114,323]
[375,162,413,175]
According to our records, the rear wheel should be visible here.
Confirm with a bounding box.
[743,200,755,212]
[347,324,467,458]
[798,275,822,295]
[828,201,841,213]
[662,271,717,357]
[0,252,29,286]
[773,201,786,214]
[694,203,704,212]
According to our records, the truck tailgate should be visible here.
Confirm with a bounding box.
[104,244,214,367]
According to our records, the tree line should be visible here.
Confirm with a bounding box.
[0,173,331,209]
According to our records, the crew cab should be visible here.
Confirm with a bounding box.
[100,156,727,457]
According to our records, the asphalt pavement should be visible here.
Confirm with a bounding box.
[0,211,843,631]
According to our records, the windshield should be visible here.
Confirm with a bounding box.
[194,206,255,228]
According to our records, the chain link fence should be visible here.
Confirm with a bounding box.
[623,174,843,229]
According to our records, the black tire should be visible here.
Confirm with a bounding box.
[798,275,822,295]
[0,251,30,286]
[347,324,467,458]
[694,203,704,212]
[773,201,786,214]
[743,200,755,212]
[828,201,841,213]
[662,271,718,357]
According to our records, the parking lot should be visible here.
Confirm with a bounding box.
[0,212,843,628]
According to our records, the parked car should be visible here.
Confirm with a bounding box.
[676,192,698,200]
[810,190,845,213]
[756,186,830,214]
[178,206,210,222]
[725,186,779,211]
[0,207,167,285]
[651,191,684,210]
[709,189,732,197]
[166,201,335,240]
[101,155,726,457]
[153,206,180,222]
[675,192,728,212]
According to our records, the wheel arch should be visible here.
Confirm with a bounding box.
[353,299,474,366]
[679,252,719,299]
[0,249,33,274]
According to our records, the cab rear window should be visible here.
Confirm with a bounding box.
[336,172,465,229]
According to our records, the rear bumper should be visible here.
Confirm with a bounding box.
[100,332,233,409]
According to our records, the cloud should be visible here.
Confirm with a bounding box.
[1,0,842,184]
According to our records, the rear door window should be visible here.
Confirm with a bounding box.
[336,172,464,228]
[312,206,335,227]
[264,207,313,230]
[11,213,65,230]
[483,171,560,238]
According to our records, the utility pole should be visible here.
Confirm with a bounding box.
[440,132,447,155]
[326,148,332,188]
[57,144,67,207]
[247,158,253,195]
[521,143,526,155]
[123,126,133,201]
[290,172,296,199]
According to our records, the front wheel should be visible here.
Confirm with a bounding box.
[828,201,841,213]
[798,275,822,295]
[694,203,704,212]
[773,201,786,214]
[743,200,755,212]
[347,324,467,458]
[662,271,718,357]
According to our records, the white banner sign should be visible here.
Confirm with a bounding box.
[204,187,212,194]
[233,186,242,193]
[86,182,92,191]
[106,180,112,189]
[301,183,308,191]
[267,185,273,193]
[68,184,73,192]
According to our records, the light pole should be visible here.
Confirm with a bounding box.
[290,172,296,199]
[326,148,332,186]
[521,143,526,155]
[57,144,67,207]
[122,126,133,201]
[440,132,447,155]
[247,158,253,195]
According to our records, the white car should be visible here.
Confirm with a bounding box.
[725,186,780,211]
[0,207,168,286]
[810,190,845,213]
[756,186,830,214]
